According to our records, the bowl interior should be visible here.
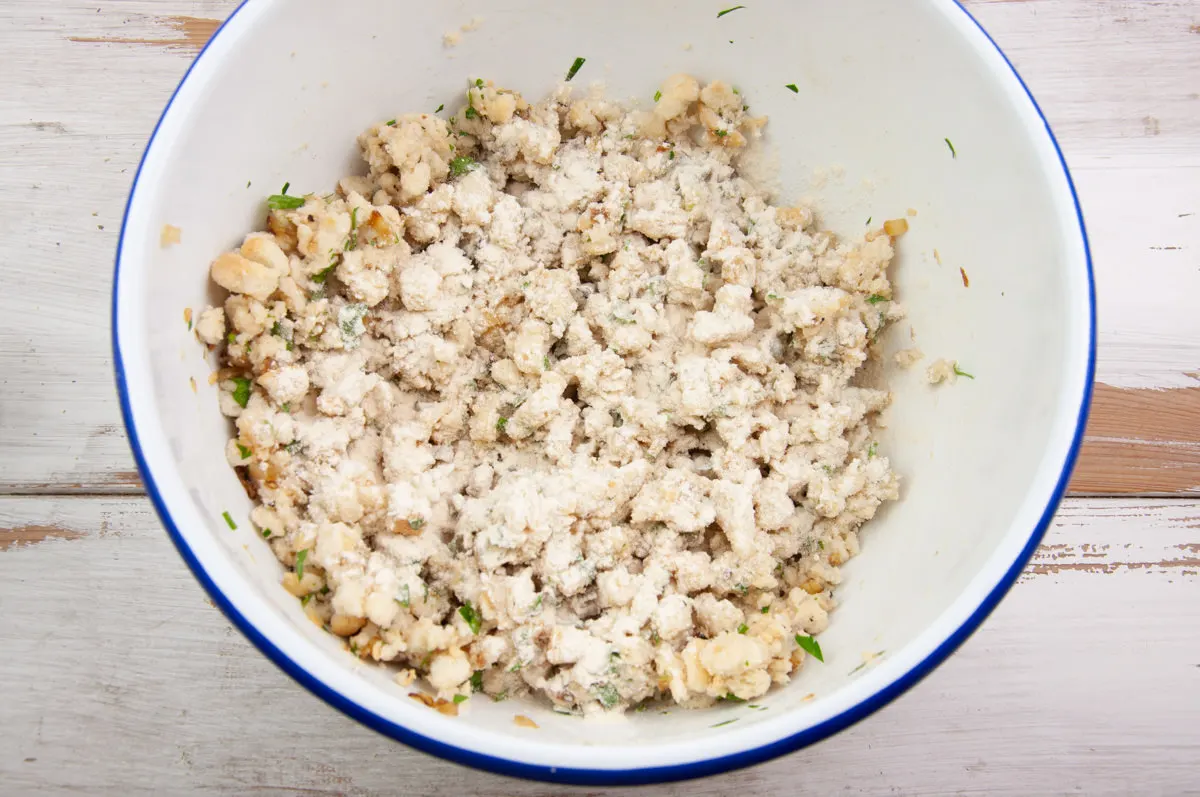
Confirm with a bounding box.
[115,0,1091,780]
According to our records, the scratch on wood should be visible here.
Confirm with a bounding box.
[1069,383,1200,495]
[68,16,221,55]
[0,524,84,551]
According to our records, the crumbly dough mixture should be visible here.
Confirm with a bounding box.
[197,74,902,714]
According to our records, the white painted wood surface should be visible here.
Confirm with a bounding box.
[2,0,1199,794]
[1,498,1197,795]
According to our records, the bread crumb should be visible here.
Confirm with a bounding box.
[394,669,417,687]
[183,307,192,329]
[161,223,182,247]
[906,208,917,217]
[442,30,462,47]
[894,348,924,368]
[189,376,197,393]
[926,359,958,385]
[959,267,970,287]
[514,715,539,728]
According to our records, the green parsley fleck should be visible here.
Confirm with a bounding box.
[668,150,675,160]
[817,540,825,550]
[435,104,444,113]
[866,216,873,226]
[953,364,975,379]
[496,416,508,434]
[464,104,479,120]
[720,693,746,702]
[386,119,396,126]
[452,694,468,704]
[866,294,888,304]
[408,516,425,530]
[231,376,252,408]
[300,594,312,607]
[312,256,338,284]
[766,291,782,300]
[261,528,272,539]
[449,156,476,177]
[945,137,957,158]
[734,583,749,595]
[716,5,746,18]
[761,605,770,613]
[795,634,824,662]
[543,355,551,371]
[295,548,308,580]
[470,669,483,691]
[266,183,306,210]
[459,602,482,634]
[396,584,410,608]
[226,331,237,345]
[222,511,236,530]
[785,83,799,93]
[565,56,586,82]
[235,442,251,460]
[711,718,739,728]
[595,682,620,708]
[867,442,878,458]
[737,623,749,634]
[529,594,543,612]
[715,129,728,137]
[285,440,302,455]
[654,90,662,102]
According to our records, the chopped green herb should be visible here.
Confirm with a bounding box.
[817,540,825,550]
[266,184,306,210]
[945,137,957,158]
[668,150,675,160]
[496,416,508,434]
[464,104,479,120]
[227,331,237,344]
[396,584,410,608]
[653,90,662,102]
[235,442,251,460]
[766,292,782,300]
[610,312,636,325]
[459,602,482,634]
[734,583,749,595]
[408,516,425,530]
[610,409,624,428]
[261,528,272,539]
[761,605,770,613]
[543,355,551,370]
[866,294,888,304]
[285,440,302,454]
[595,683,620,708]
[711,718,739,728]
[469,669,484,691]
[222,511,236,530]
[720,693,746,702]
[435,104,444,113]
[280,402,291,413]
[295,548,308,580]
[953,364,975,379]
[300,594,312,607]
[338,303,368,343]
[716,5,746,18]
[866,216,872,226]
[715,129,728,137]
[452,694,468,704]
[449,156,476,177]
[565,56,586,82]
[737,623,749,634]
[320,585,329,596]
[529,594,543,612]
[231,377,252,408]
[386,119,396,126]
[867,442,878,458]
[795,634,824,662]
[785,83,799,93]
[312,258,338,284]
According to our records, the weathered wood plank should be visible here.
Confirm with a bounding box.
[0,496,1196,795]
[1,0,1198,492]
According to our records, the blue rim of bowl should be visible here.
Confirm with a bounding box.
[112,0,1096,786]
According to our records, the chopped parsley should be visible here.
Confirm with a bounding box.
[266,183,306,210]
[715,129,728,137]
[945,137,957,158]
[867,442,878,458]
[475,78,484,88]
[312,256,338,284]
[866,216,872,226]
[716,5,746,18]
[654,90,663,102]
[235,442,251,460]
[459,602,482,634]
[595,682,620,708]
[231,376,252,408]
[668,150,675,160]
[711,718,739,727]
[785,83,799,93]
[953,364,976,379]
[565,56,586,82]
[295,548,308,580]
[449,156,476,177]
[435,104,444,113]
[408,516,425,531]
[452,694,468,704]
[261,528,272,539]
[761,605,770,613]
[469,669,483,691]
[720,693,746,702]
[338,303,368,344]
[300,594,312,607]
[396,584,410,608]
[737,623,749,634]
[866,294,888,304]
[543,355,551,371]
[222,511,236,530]
[385,119,396,126]
[795,634,824,662]
[496,416,508,434]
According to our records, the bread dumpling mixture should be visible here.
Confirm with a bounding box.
[196,74,902,714]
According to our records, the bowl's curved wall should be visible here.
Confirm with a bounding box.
[114,0,1092,784]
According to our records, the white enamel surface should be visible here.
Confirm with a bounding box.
[114,0,1091,777]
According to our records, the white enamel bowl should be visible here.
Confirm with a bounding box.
[113,0,1094,785]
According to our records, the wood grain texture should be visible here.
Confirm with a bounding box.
[0,0,1196,496]
[0,496,1196,795]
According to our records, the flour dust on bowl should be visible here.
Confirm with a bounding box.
[112,0,1093,785]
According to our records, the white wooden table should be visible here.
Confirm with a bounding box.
[2,2,1198,794]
